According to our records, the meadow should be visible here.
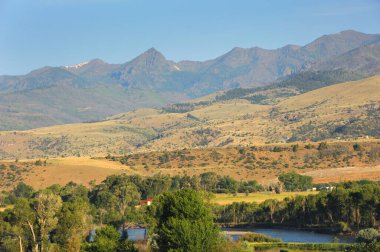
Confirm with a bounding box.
[211,191,319,205]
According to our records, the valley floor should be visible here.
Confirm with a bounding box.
[1,152,380,191]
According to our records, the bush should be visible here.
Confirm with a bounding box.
[318,142,328,151]
[353,143,362,151]
[355,228,380,244]
[338,221,351,233]
[291,144,299,152]
[240,232,281,242]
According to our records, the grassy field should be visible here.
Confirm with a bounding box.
[211,192,319,205]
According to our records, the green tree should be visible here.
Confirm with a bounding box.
[200,172,218,191]
[10,198,39,252]
[278,172,313,191]
[33,192,62,252]
[13,182,34,198]
[154,189,220,252]
[86,225,119,252]
[84,225,137,252]
[53,198,90,251]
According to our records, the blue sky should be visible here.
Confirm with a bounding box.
[0,0,379,75]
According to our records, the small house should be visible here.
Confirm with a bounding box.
[140,198,153,206]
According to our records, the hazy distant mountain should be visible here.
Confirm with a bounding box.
[0,30,380,130]
[313,41,380,75]
[0,67,89,93]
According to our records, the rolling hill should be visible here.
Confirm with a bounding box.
[0,74,379,159]
[1,30,380,130]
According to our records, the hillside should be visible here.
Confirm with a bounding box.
[0,75,379,159]
[1,30,380,130]
[1,140,379,191]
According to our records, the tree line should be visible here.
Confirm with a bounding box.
[214,181,380,231]
[0,173,379,251]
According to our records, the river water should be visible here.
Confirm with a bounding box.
[222,227,354,243]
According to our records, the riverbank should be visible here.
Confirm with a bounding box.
[222,227,354,244]
[249,242,351,251]
[221,223,348,235]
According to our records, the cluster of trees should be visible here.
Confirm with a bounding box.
[1,174,379,251]
[214,182,380,230]
[276,69,363,92]
[0,182,90,252]
[214,70,362,105]
[0,181,241,252]
[91,172,263,199]
[278,172,313,191]
[161,101,211,113]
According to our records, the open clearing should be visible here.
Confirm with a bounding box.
[302,165,380,183]
[211,192,319,205]
[20,157,139,190]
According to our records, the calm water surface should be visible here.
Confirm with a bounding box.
[223,228,354,243]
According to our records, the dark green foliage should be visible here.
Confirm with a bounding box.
[162,101,211,113]
[215,182,380,232]
[318,142,328,151]
[13,182,34,198]
[54,197,90,250]
[353,143,363,151]
[89,175,141,223]
[34,159,44,166]
[272,146,283,152]
[278,172,313,191]
[276,70,363,92]
[154,189,220,252]
[84,226,118,252]
[291,144,299,152]
[305,143,313,149]
[159,153,170,164]
[214,70,363,106]
[83,225,138,252]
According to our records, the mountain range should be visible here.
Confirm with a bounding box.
[0,74,379,159]
[1,30,380,130]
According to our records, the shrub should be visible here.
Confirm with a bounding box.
[353,143,362,152]
[318,142,328,150]
[240,232,281,242]
[355,228,380,244]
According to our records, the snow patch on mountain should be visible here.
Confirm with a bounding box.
[64,61,89,69]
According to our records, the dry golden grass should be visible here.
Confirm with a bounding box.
[278,75,380,112]
[0,205,13,212]
[24,157,141,190]
[0,76,379,190]
[14,157,140,190]
[0,75,379,159]
[212,191,319,205]
[1,140,380,191]
[302,165,380,184]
